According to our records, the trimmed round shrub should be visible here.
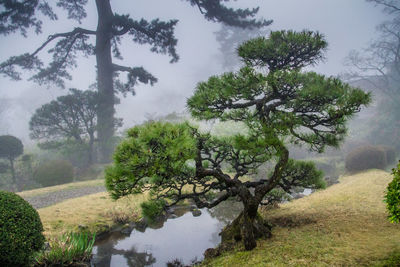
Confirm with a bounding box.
[345,145,388,172]
[34,159,74,187]
[0,191,45,266]
[0,135,23,161]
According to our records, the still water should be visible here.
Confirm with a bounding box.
[91,202,242,267]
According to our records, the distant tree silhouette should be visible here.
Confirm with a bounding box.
[0,135,23,184]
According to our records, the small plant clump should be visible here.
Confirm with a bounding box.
[0,191,45,266]
[34,159,74,187]
[35,231,96,266]
[385,161,400,223]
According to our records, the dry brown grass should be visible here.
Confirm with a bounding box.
[38,191,147,239]
[203,169,400,266]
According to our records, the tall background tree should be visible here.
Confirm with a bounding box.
[345,0,400,151]
[106,30,370,250]
[0,0,271,162]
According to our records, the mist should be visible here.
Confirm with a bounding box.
[2,2,400,266]
[0,0,386,143]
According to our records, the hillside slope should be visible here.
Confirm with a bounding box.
[204,170,400,266]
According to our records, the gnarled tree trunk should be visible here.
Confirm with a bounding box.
[220,189,271,250]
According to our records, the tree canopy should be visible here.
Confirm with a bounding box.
[106,30,371,251]
[0,0,271,162]
[29,88,110,164]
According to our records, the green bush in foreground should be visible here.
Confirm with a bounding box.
[34,159,74,187]
[385,161,400,223]
[0,191,45,266]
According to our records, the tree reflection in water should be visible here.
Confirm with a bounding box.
[92,201,243,267]
[93,231,156,267]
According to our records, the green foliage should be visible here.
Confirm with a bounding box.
[385,161,400,223]
[35,232,96,266]
[141,199,166,221]
[345,146,388,172]
[188,33,371,153]
[261,159,325,205]
[238,30,327,70]
[0,190,45,266]
[0,135,23,160]
[281,159,326,190]
[105,121,197,200]
[34,159,74,187]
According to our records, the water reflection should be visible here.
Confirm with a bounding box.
[92,202,242,267]
[92,231,156,266]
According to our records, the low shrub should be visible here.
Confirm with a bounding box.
[35,232,95,266]
[0,191,45,266]
[345,145,388,172]
[75,164,105,181]
[34,159,74,187]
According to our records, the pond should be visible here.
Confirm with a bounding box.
[91,201,243,267]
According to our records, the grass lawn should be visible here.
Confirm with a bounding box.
[36,190,147,240]
[203,169,400,266]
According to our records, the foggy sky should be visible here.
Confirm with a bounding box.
[0,0,387,143]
